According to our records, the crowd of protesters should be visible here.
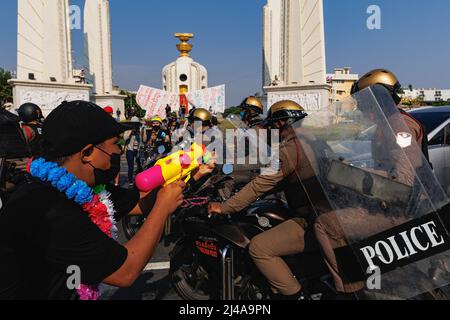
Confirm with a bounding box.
[121,107,183,187]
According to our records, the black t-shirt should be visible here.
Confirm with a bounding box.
[0,179,140,300]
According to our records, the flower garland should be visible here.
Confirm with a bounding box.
[28,158,118,300]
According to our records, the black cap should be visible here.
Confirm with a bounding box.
[42,100,129,159]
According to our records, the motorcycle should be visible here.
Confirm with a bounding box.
[169,166,337,301]
[170,85,450,301]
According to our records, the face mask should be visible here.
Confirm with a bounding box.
[90,147,121,185]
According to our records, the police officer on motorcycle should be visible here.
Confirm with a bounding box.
[188,108,214,137]
[351,69,429,162]
[239,96,265,129]
[209,100,317,300]
[174,108,216,149]
[314,76,430,299]
[231,97,270,182]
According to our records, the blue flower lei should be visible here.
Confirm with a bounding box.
[29,158,94,206]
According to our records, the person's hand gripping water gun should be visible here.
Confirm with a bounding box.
[135,143,213,193]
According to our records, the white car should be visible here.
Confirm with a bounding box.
[409,106,450,196]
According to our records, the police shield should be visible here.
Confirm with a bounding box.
[287,85,450,299]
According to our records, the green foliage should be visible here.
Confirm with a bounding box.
[0,68,13,105]
[428,101,450,107]
[223,106,241,118]
[121,90,146,119]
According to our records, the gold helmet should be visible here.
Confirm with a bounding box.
[266,100,308,123]
[189,108,212,125]
[240,96,264,115]
[351,69,402,104]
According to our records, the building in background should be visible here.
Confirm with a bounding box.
[9,0,91,117]
[84,0,126,120]
[402,88,450,103]
[262,0,330,114]
[327,67,359,103]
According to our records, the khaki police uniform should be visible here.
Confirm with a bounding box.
[220,127,319,295]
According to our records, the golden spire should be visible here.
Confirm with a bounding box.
[175,33,194,57]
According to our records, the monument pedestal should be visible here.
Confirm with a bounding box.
[9,80,92,117]
[93,93,127,120]
[264,84,332,125]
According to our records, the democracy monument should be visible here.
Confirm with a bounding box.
[9,0,329,116]
[263,0,330,113]
[9,0,125,118]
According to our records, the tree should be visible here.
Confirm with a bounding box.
[121,90,146,119]
[430,101,450,107]
[402,95,426,108]
[408,84,413,92]
[223,106,241,118]
[0,68,13,105]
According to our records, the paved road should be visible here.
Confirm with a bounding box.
[99,226,181,300]
[99,156,182,300]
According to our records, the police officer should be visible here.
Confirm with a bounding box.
[232,97,269,183]
[314,74,428,299]
[351,69,429,162]
[239,96,264,128]
[188,108,213,135]
[177,108,214,145]
[18,103,44,157]
[209,101,317,300]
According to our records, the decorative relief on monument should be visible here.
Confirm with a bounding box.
[18,89,89,115]
[268,92,322,112]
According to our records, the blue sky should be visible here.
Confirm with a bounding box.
[0,0,449,105]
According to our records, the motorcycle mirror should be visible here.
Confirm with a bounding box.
[222,164,234,175]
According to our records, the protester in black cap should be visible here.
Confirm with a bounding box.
[0,100,184,300]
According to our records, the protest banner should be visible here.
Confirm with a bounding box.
[136,85,179,119]
[185,85,225,113]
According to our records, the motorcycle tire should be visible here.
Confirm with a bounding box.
[122,215,146,240]
[170,242,213,301]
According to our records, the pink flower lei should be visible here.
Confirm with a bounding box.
[28,158,118,300]
[78,185,118,300]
